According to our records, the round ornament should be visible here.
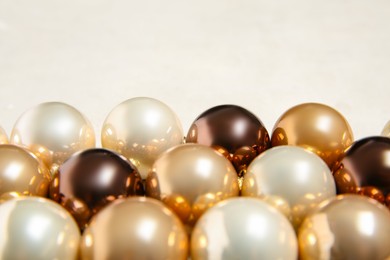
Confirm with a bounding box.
[299,195,390,260]
[0,144,50,197]
[242,146,336,228]
[0,197,80,260]
[11,102,95,171]
[191,198,297,260]
[333,136,390,208]
[50,148,144,229]
[80,197,188,260]
[146,144,239,226]
[271,103,353,169]
[102,97,184,179]
[186,105,270,176]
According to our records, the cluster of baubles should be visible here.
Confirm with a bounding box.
[0,98,390,260]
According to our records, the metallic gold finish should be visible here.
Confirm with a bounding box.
[271,103,353,169]
[11,102,95,170]
[80,197,188,260]
[186,105,270,176]
[191,198,297,260]
[102,97,184,179]
[333,136,390,209]
[242,146,336,229]
[299,195,390,260]
[382,120,390,137]
[0,144,51,196]
[50,148,144,230]
[0,197,80,260]
[0,126,7,144]
[146,144,239,226]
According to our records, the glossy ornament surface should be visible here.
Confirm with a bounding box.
[0,191,24,204]
[11,102,95,171]
[242,146,336,228]
[299,195,390,260]
[381,120,390,137]
[261,194,292,221]
[0,144,50,196]
[0,126,7,144]
[333,136,390,208]
[0,197,80,260]
[102,97,184,179]
[186,105,270,176]
[80,197,188,260]
[271,103,353,169]
[50,148,144,229]
[191,198,297,260]
[146,144,239,226]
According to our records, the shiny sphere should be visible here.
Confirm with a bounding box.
[381,120,390,137]
[299,195,390,260]
[0,144,50,197]
[80,197,188,260]
[11,102,95,171]
[333,136,390,208]
[102,97,184,179]
[0,197,80,260]
[146,144,239,226]
[242,146,336,229]
[186,105,270,176]
[191,198,297,260]
[50,148,144,230]
[271,103,353,169]
[0,126,7,144]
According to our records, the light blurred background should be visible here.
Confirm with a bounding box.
[1,0,389,140]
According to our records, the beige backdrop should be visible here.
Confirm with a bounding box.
[1,0,389,141]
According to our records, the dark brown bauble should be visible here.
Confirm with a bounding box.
[50,148,144,229]
[186,105,270,176]
[333,136,390,209]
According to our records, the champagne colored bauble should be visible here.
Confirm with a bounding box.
[242,146,336,229]
[191,198,297,260]
[0,197,80,260]
[50,148,144,230]
[11,102,95,171]
[186,105,270,176]
[271,103,353,169]
[146,144,239,226]
[0,144,50,197]
[333,136,390,208]
[299,195,390,260]
[80,197,188,260]
[0,126,7,144]
[381,120,390,137]
[102,97,184,179]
